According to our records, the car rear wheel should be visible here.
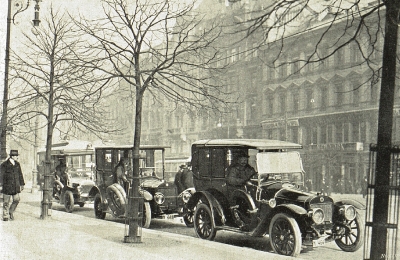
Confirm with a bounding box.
[335,212,364,252]
[142,202,151,228]
[94,193,106,219]
[269,213,302,257]
[194,203,216,240]
[64,190,74,213]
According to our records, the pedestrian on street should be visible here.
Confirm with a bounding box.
[180,165,194,190]
[0,150,25,221]
[174,165,185,194]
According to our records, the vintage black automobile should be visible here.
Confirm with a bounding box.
[91,145,194,228]
[186,139,365,257]
[53,170,95,213]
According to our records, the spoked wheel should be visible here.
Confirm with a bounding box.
[335,212,364,252]
[64,190,75,213]
[94,193,106,219]
[106,184,127,217]
[141,202,151,228]
[194,203,216,240]
[183,207,195,227]
[269,213,302,257]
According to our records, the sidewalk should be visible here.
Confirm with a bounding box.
[0,189,294,260]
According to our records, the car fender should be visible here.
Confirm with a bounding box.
[187,190,225,226]
[335,199,366,210]
[139,189,153,201]
[276,204,308,215]
[232,189,257,211]
[89,186,101,198]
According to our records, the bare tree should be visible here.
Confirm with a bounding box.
[235,0,398,258]
[9,6,116,219]
[74,0,228,241]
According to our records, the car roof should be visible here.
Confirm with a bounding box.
[191,139,302,150]
[94,144,170,150]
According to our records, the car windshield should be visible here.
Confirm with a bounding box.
[255,151,304,185]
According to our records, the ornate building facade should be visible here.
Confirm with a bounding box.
[115,0,398,193]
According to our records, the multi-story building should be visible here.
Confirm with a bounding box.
[117,0,398,193]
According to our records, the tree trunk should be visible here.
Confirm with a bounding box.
[126,88,143,242]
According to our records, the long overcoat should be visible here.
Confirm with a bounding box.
[1,158,25,195]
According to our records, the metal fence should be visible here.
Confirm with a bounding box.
[364,144,400,259]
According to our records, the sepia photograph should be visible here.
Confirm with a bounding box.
[0,1,399,259]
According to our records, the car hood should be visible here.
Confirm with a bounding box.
[70,178,95,186]
[141,178,164,188]
[274,186,313,204]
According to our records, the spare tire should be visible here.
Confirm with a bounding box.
[106,183,127,217]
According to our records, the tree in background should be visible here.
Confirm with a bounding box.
[9,6,116,219]
[74,0,229,241]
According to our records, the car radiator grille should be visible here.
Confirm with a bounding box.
[310,202,333,222]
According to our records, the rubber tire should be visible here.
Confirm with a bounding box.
[194,203,216,240]
[64,190,75,213]
[269,213,302,257]
[94,193,106,219]
[142,202,151,228]
[106,184,127,217]
[335,212,364,252]
[183,208,194,227]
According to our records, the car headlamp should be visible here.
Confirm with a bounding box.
[268,199,276,208]
[182,191,192,203]
[343,205,356,221]
[311,208,325,224]
[154,192,165,205]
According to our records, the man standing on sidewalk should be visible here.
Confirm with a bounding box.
[0,150,25,221]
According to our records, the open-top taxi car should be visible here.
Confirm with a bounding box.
[186,139,365,257]
[91,145,193,228]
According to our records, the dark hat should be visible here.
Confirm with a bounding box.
[179,164,187,169]
[9,150,18,156]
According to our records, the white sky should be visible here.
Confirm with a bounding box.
[0,0,102,91]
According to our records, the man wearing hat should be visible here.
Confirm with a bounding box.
[226,151,256,188]
[226,151,257,231]
[174,165,185,194]
[1,150,25,221]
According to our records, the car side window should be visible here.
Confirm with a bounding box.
[211,148,225,178]
[198,148,210,178]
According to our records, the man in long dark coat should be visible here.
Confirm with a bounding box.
[1,150,25,221]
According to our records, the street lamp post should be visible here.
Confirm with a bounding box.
[1,1,41,159]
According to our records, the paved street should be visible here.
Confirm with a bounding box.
[0,188,293,260]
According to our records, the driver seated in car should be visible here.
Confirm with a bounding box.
[226,152,256,189]
[226,152,257,231]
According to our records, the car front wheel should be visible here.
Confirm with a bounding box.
[335,212,364,252]
[183,208,194,227]
[94,193,106,219]
[194,203,216,240]
[269,213,302,257]
[64,190,74,213]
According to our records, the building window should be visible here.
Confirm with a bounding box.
[336,83,344,106]
[292,60,300,75]
[279,93,286,115]
[305,89,313,110]
[335,48,344,66]
[321,86,328,109]
[293,91,299,113]
[327,124,335,143]
[231,48,237,62]
[268,96,274,116]
[336,123,343,143]
[343,122,352,142]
